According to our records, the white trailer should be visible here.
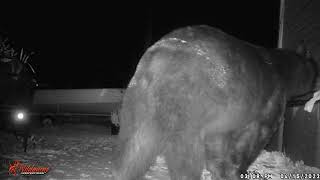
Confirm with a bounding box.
[32,88,124,131]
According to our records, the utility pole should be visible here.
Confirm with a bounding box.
[277,0,285,152]
[278,0,285,49]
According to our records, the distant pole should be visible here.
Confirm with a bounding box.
[278,0,285,49]
[277,0,285,152]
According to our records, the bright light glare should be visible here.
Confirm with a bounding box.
[17,112,24,120]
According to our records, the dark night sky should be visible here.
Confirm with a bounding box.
[0,1,280,89]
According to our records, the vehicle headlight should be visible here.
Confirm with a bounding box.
[17,112,24,120]
[14,110,27,123]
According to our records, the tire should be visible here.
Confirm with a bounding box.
[111,122,120,135]
[41,116,54,127]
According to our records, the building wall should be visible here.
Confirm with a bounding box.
[282,0,320,168]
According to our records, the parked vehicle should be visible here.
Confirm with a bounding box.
[32,88,124,134]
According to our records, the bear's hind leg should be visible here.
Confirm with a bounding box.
[204,135,242,180]
[164,135,205,180]
[113,121,164,180]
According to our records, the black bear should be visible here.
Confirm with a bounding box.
[113,25,317,180]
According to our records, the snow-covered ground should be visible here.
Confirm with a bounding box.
[0,124,113,179]
[1,123,319,180]
[0,123,171,180]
